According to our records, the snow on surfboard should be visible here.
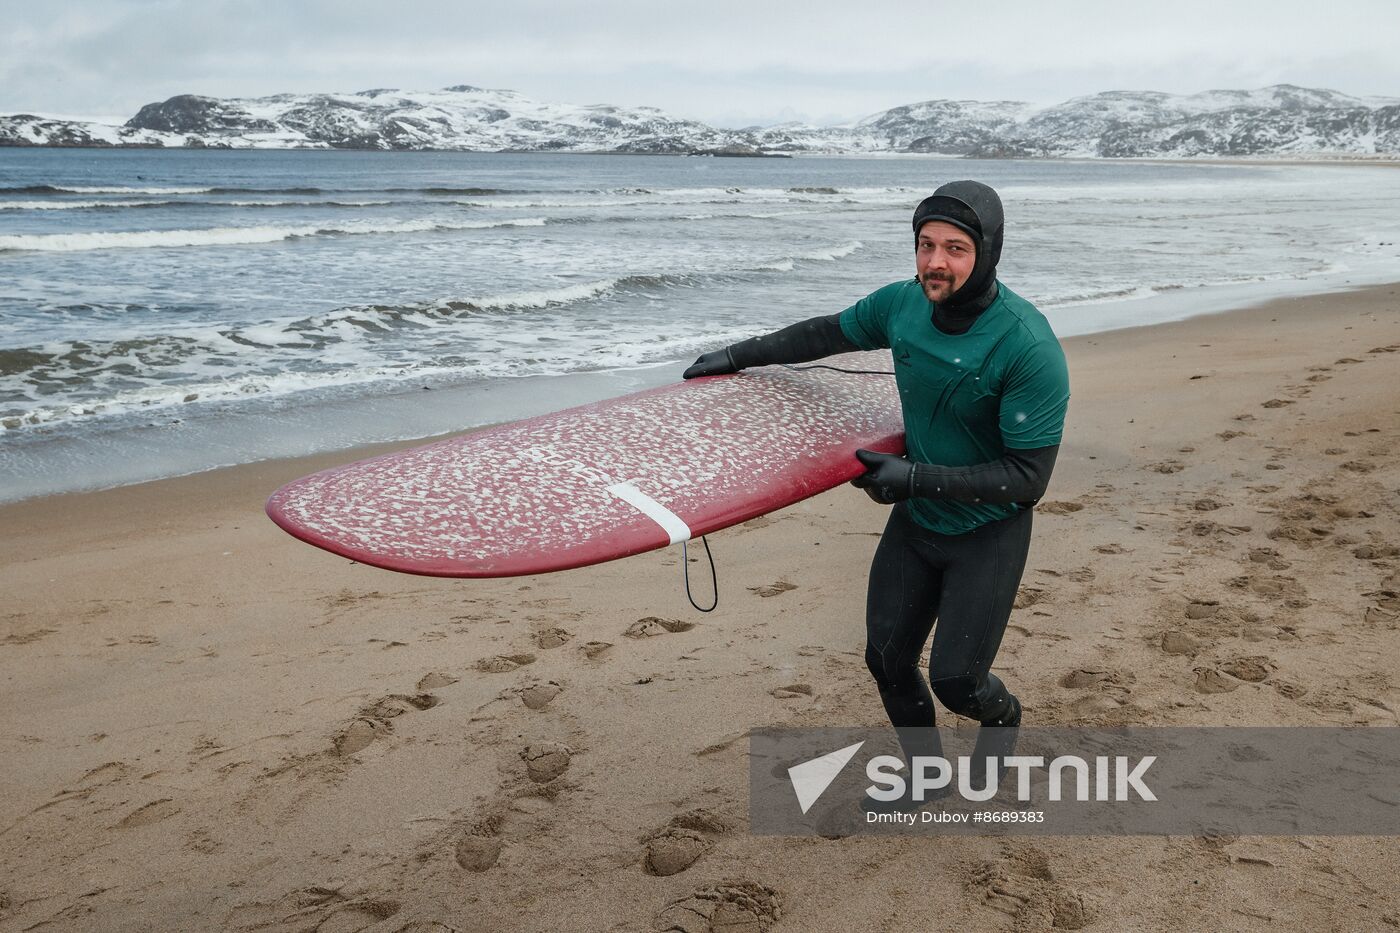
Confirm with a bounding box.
[265,351,904,577]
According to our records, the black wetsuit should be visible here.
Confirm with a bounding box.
[718,303,1056,742]
[684,181,1067,783]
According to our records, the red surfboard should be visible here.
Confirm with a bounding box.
[265,352,904,577]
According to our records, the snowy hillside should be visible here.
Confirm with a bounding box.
[3,83,1398,158]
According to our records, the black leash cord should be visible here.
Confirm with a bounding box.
[681,535,718,612]
[673,362,890,612]
[780,363,895,376]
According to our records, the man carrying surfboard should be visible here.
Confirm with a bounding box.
[684,180,1069,812]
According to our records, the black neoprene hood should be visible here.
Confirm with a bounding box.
[912,180,1005,313]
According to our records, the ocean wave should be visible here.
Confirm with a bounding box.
[0,272,706,401]
[0,217,548,253]
[281,273,703,334]
[215,199,394,208]
[0,199,172,211]
[0,320,765,435]
[0,184,215,195]
[0,198,397,211]
[747,240,864,272]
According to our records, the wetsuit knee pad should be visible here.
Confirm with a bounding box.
[865,641,921,693]
[929,674,979,717]
[931,674,1020,726]
[863,642,888,686]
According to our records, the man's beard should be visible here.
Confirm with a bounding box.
[919,272,956,302]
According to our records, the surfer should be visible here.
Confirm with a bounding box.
[684,180,1069,812]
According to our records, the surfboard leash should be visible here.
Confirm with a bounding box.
[681,535,718,612]
[676,363,888,614]
[780,363,895,376]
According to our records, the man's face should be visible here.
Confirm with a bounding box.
[915,220,977,303]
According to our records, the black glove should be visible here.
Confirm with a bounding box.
[683,347,739,379]
[850,448,915,505]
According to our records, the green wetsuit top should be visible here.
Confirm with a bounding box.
[838,278,1070,535]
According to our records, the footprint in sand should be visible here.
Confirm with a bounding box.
[643,809,731,876]
[1364,589,1400,614]
[1193,668,1242,694]
[1261,398,1295,409]
[311,898,401,931]
[624,617,695,638]
[964,844,1090,930]
[1038,500,1085,515]
[454,811,506,872]
[1146,460,1186,474]
[1093,543,1129,555]
[1160,631,1199,656]
[1013,586,1048,609]
[770,683,814,700]
[230,888,400,932]
[654,879,782,933]
[520,742,572,783]
[1,628,56,646]
[1247,547,1292,570]
[579,640,613,660]
[1184,599,1220,620]
[416,672,459,691]
[1185,518,1248,539]
[115,798,181,829]
[1059,668,1134,689]
[694,731,748,758]
[1228,573,1310,608]
[534,627,573,649]
[334,693,440,756]
[515,681,563,710]
[186,828,219,855]
[748,581,797,598]
[1340,459,1376,474]
[645,829,711,876]
[475,653,537,673]
[1365,605,1400,630]
[1267,496,1338,547]
[1217,656,1274,683]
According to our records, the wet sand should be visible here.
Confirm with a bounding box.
[2,284,1398,932]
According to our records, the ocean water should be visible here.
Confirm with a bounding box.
[3,149,1400,501]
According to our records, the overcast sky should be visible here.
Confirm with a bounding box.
[3,0,1398,127]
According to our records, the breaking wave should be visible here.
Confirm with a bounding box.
[0,184,214,195]
[0,199,397,211]
[0,217,548,252]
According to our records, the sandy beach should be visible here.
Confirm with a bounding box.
[2,284,1399,932]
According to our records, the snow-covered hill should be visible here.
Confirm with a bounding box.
[3,83,1398,158]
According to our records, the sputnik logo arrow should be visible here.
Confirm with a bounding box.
[786,741,865,814]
